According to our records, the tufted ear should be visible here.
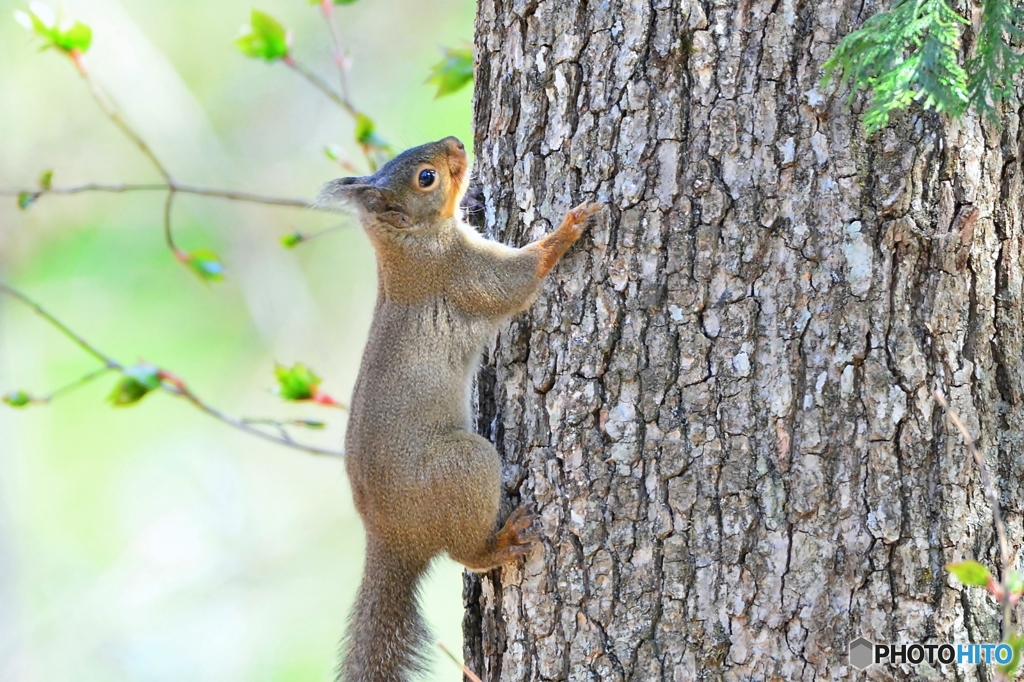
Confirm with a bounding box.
[316,177,411,228]
[316,177,382,210]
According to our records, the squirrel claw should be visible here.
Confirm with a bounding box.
[565,202,603,227]
[496,506,539,552]
[507,506,538,536]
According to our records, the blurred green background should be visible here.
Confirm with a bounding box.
[0,0,475,679]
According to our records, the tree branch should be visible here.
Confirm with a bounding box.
[163,382,344,458]
[72,52,173,183]
[42,367,116,403]
[164,190,177,252]
[317,0,355,106]
[0,183,313,209]
[0,282,344,459]
[56,52,335,263]
[0,282,121,369]
[284,55,360,118]
[437,641,483,682]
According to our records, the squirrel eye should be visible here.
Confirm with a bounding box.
[417,168,437,189]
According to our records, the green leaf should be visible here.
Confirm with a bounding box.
[354,113,375,145]
[823,0,969,133]
[182,248,225,282]
[426,46,474,98]
[17,191,37,210]
[966,0,1024,121]
[3,390,32,407]
[999,632,1024,680]
[274,363,322,401]
[947,560,992,587]
[55,20,91,52]
[354,113,390,155]
[297,419,326,428]
[15,3,92,54]
[108,363,161,406]
[235,9,290,61]
[280,231,305,248]
[37,168,52,190]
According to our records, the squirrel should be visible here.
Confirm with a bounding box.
[318,136,601,682]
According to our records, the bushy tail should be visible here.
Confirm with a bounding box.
[337,542,431,682]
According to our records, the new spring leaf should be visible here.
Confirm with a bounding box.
[176,248,225,282]
[17,191,37,210]
[274,363,341,406]
[108,363,161,406]
[274,363,322,401]
[354,114,389,152]
[946,560,992,587]
[3,390,32,408]
[235,9,290,61]
[426,46,474,98]
[15,2,92,54]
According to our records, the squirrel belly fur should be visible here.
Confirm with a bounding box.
[318,136,601,682]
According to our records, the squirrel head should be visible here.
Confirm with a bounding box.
[317,136,469,231]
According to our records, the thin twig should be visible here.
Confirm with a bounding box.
[935,389,1012,639]
[243,417,297,441]
[436,641,482,682]
[71,52,173,183]
[284,56,360,118]
[2,182,165,195]
[242,417,325,428]
[318,0,354,104]
[242,417,328,443]
[0,282,344,459]
[284,223,351,247]
[174,183,312,208]
[0,282,121,369]
[65,53,330,258]
[163,383,343,458]
[164,190,177,252]
[0,183,313,208]
[43,366,115,402]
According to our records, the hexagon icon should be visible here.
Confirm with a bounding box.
[849,637,874,670]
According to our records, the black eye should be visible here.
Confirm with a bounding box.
[418,168,437,188]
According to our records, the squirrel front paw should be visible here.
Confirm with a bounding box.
[561,202,603,238]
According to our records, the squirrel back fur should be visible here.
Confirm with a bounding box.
[320,137,600,682]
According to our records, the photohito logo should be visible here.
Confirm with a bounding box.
[849,636,1013,670]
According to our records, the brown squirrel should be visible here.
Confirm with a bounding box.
[318,136,601,682]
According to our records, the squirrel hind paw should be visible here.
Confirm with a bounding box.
[495,506,540,549]
[459,506,541,572]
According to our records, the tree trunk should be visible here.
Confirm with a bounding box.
[465,0,1024,679]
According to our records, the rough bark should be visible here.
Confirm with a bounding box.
[464,0,1024,680]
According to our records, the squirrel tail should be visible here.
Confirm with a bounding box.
[337,541,431,682]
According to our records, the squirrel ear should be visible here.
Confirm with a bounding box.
[316,177,390,210]
[316,178,411,227]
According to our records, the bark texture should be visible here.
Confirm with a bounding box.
[465,0,1024,679]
